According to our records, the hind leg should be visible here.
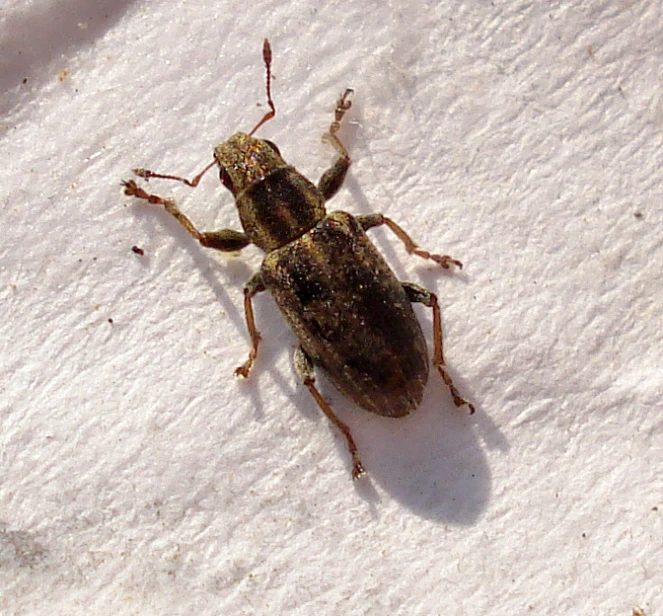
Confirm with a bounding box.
[294,346,365,479]
[403,282,475,414]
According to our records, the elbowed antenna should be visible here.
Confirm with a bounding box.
[248,38,276,136]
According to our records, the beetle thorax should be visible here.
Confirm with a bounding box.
[215,133,326,253]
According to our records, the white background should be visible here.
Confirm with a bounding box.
[1,0,662,614]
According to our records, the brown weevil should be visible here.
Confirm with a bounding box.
[123,39,474,479]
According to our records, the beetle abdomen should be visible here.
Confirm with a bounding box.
[261,211,429,417]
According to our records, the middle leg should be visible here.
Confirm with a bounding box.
[358,213,463,270]
[234,273,267,378]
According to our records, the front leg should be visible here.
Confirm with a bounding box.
[317,89,353,201]
[123,180,250,252]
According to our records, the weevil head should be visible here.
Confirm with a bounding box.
[213,132,285,196]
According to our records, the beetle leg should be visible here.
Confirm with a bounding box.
[402,282,475,414]
[318,89,353,201]
[358,213,463,269]
[123,180,250,252]
[234,273,266,378]
[294,346,365,479]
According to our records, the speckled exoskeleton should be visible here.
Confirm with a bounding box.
[123,39,474,479]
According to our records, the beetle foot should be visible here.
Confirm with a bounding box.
[234,362,252,378]
[412,248,463,270]
[436,365,475,414]
[428,253,463,270]
[122,179,168,205]
[352,458,366,480]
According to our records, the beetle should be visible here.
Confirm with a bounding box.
[123,39,474,479]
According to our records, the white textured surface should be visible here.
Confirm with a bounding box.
[1,1,662,614]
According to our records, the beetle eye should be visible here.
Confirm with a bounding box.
[263,139,281,156]
[219,166,235,193]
